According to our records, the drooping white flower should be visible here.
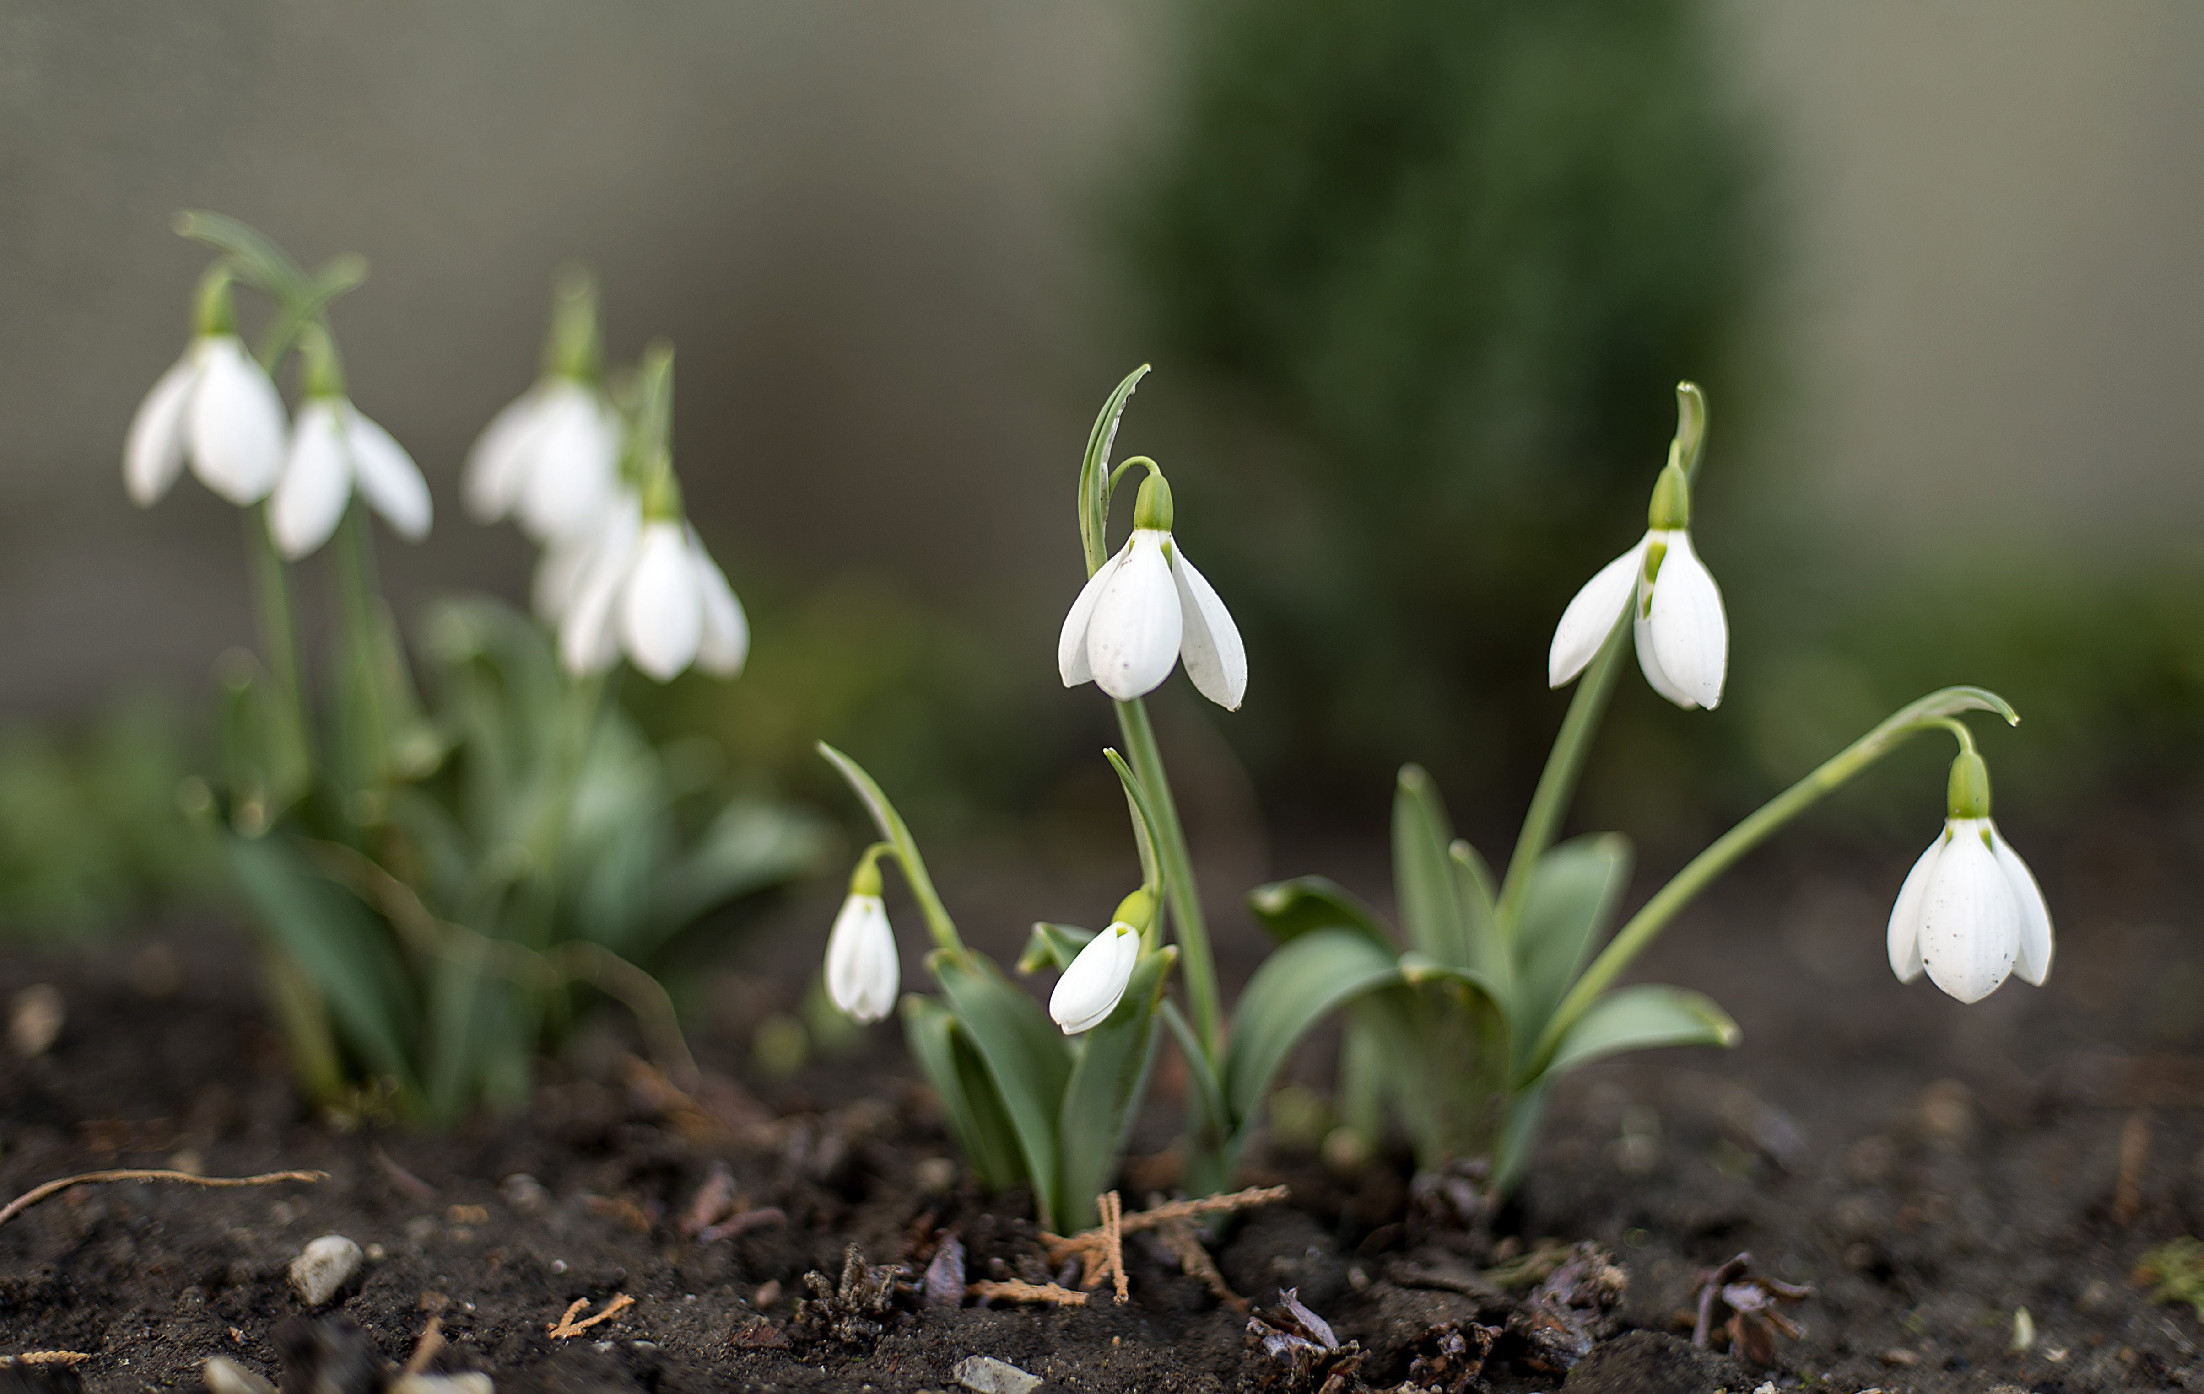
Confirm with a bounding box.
[125,333,288,508]
[1549,462,1726,710]
[1886,750,2052,1003]
[463,379,622,542]
[270,397,432,559]
[1058,474,1245,709]
[1049,921,1142,1035]
[825,890,899,1024]
[558,502,749,682]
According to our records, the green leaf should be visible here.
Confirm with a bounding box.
[1542,984,1739,1080]
[1103,748,1168,894]
[1493,1079,1552,1192]
[1056,946,1175,1231]
[1160,999,1230,1146]
[929,949,1074,1228]
[226,834,418,1092]
[1245,875,1394,950]
[650,798,831,952]
[817,741,958,946]
[1223,928,1403,1129]
[1449,839,1512,1008]
[1512,834,1632,1058]
[903,995,1026,1190]
[1078,365,1151,576]
[1019,922,1095,975]
[1392,764,1470,967]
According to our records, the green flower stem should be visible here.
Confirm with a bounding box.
[244,504,312,789]
[1496,614,1630,934]
[332,504,388,785]
[1525,685,2017,1077]
[816,741,964,954]
[1113,697,1222,1061]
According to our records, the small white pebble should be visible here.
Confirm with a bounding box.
[202,1356,275,1394]
[9,984,63,1058]
[288,1234,363,1307]
[953,1356,1041,1394]
[390,1376,493,1394]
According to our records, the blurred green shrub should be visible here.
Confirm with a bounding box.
[1119,0,1763,800]
[0,697,217,934]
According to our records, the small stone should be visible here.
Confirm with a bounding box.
[501,1174,549,1210]
[10,984,63,1057]
[2076,1278,2115,1313]
[914,1157,959,1193]
[390,1376,492,1394]
[289,1235,364,1307]
[952,1356,1041,1394]
[202,1356,276,1394]
[1913,1079,1974,1146]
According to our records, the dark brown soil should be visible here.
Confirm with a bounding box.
[5,819,2204,1393]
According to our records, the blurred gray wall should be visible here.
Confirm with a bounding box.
[3,1,2202,716]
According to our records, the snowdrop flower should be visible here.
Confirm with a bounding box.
[268,329,431,558]
[463,273,622,542]
[1549,458,1727,710]
[125,271,287,508]
[1049,921,1141,1035]
[556,351,749,681]
[1886,750,2053,1003]
[1058,472,1246,709]
[825,859,899,1024]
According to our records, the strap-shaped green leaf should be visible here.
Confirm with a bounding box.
[1541,983,1739,1081]
[1078,366,1151,576]
[1056,946,1175,1231]
[1492,1078,1552,1191]
[929,949,1073,1226]
[902,994,1027,1191]
[1449,840,1512,1011]
[1511,834,1632,1059]
[226,834,418,1092]
[1223,928,1403,1128]
[1245,876,1394,950]
[1160,999,1230,1147]
[1103,748,1167,895]
[1392,765,1468,967]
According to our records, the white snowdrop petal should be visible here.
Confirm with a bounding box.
[1633,607,1700,709]
[1084,530,1183,701]
[464,390,543,522]
[1646,531,1728,710]
[620,521,703,681]
[534,536,596,622]
[1918,821,2020,1003]
[270,402,354,559]
[1886,832,1943,984]
[557,505,639,677]
[1058,550,1125,688]
[1549,538,1646,687]
[125,358,196,505]
[186,337,287,504]
[1990,826,2054,986]
[688,532,750,678]
[1171,544,1247,711]
[344,407,433,541]
[516,386,619,541]
[1049,922,1141,1035]
[824,894,899,1024]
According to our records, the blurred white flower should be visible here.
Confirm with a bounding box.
[557,502,748,682]
[125,334,287,508]
[463,380,621,543]
[1549,463,1726,709]
[1049,921,1141,1035]
[1886,816,2052,1003]
[270,397,432,558]
[1058,475,1245,709]
[824,891,899,1024]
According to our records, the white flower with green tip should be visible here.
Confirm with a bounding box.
[1887,750,2052,1003]
[269,331,431,558]
[825,858,899,1024]
[1049,921,1141,1035]
[1058,473,1246,709]
[125,273,287,509]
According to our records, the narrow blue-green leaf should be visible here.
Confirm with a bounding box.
[1492,1078,1552,1191]
[1449,840,1512,1010]
[1056,946,1174,1231]
[903,994,1026,1190]
[1541,983,1740,1081]
[1245,876,1394,950]
[1392,765,1467,966]
[1224,928,1403,1128]
[652,798,832,947]
[1160,999,1230,1145]
[930,950,1073,1228]
[1078,365,1151,576]
[1511,833,1632,1060]
[1019,922,1095,975]
[1103,748,1167,894]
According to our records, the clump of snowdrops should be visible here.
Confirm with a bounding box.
[126,213,824,1121]
[818,373,2051,1221]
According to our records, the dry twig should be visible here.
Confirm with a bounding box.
[401,1315,444,1376]
[1155,1217,1247,1313]
[0,1168,325,1228]
[1040,1184,1288,1298]
[1099,1190,1128,1303]
[548,1294,634,1339]
[966,1280,1089,1307]
[0,1353,94,1367]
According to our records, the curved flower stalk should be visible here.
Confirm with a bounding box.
[464,271,624,543]
[1251,384,2048,1198]
[126,268,288,508]
[269,327,431,558]
[1887,743,2053,1002]
[554,347,749,682]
